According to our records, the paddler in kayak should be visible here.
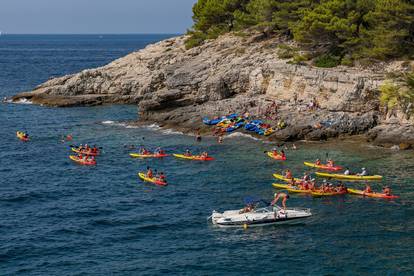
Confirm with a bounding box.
[140,147,150,155]
[146,167,153,178]
[364,183,373,193]
[383,186,392,196]
[302,172,311,182]
[201,151,209,158]
[271,148,279,156]
[327,159,335,167]
[315,159,321,165]
[154,147,165,155]
[184,149,192,157]
[344,168,351,175]
[158,172,167,183]
[357,168,367,176]
[280,150,286,159]
[284,169,293,180]
[271,192,289,210]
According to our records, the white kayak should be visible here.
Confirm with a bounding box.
[210,205,312,228]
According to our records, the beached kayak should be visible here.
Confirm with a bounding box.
[130,153,169,158]
[304,162,343,171]
[272,183,291,189]
[69,155,96,166]
[16,131,29,142]
[71,148,100,156]
[347,188,399,199]
[267,152,286,161]
[273,173,301,182]
[311,190,347,197]
[315,172,382,181]
[173,154,214,161]
[138,172,167,186]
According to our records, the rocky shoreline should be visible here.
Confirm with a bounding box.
[11,33,414,149]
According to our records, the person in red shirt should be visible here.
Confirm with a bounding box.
[146,167,153,178]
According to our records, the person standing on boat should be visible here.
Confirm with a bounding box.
[271,192,289,210]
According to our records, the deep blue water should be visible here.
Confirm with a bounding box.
[1,35,414,275]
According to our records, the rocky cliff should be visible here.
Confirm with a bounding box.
[12,34,414,148]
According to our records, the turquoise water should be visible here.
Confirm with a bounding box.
[1,35,413,275]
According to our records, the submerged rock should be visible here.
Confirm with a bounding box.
[12,34,414,148]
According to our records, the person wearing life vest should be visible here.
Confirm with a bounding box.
[383,186,391,196]
[315,159,321,165]
[159,172,166,183]
[284,169,293,180]
[146,167,153,178]
[364,183,372,193]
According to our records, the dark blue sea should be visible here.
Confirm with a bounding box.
[0,35,413,275]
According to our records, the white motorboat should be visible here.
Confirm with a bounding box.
[210,205,312,227]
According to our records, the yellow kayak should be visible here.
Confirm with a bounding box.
[311,190,347,197]
[304,161,343,171]
[315,172,382,181]
[138,172,167,186]
[173,154,214,161]
[287,187,312,194]
[130,153,169,158]
[273,173,301,182]
[16,131,29,142]
[272,183,291,189]
[347,188,399,199]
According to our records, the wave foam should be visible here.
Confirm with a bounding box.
[144,124,161,130]
[226,132,260,141]
[14,98,33,105]
[161,129,184,135]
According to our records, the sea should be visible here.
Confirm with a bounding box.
[0,34,413,275]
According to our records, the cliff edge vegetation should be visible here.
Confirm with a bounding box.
[187,0,414,64]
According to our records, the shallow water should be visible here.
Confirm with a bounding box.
[1,35,413,275]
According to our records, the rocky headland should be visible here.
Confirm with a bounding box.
[12,34,414,149]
